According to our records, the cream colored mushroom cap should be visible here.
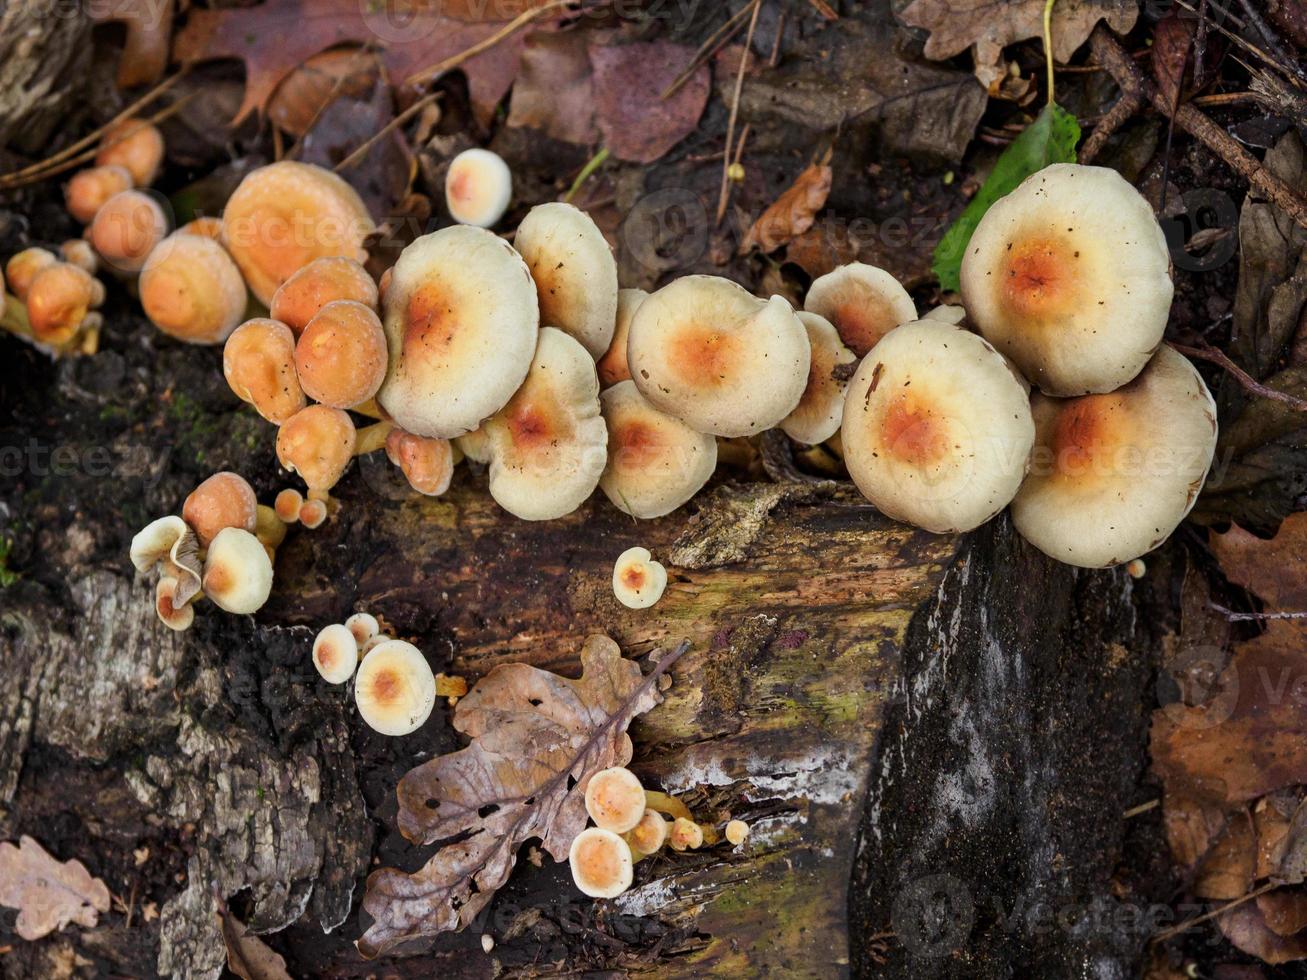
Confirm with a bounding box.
[597,288,648,388]
[482,326,607,520]
[924,304,967,325]
[803,262,916,357]
[376,225,539,439]
[841,319,1035,534]
[569,827,634,899]
[599,380,716,519]
[626,810,670,856]
[612,546,667,609]
[355,639,436,736]
[781,311,857,446]
[130,515,190,572]
[960,163,1172,396]
[201,527,274,614]
[313,623,360,684]
[627,275,811,437]
[1011,345,1217,568]
[155,576,195,632]
[584,767,646,833]
[455,425,492,464]
[514,201,618,357]
[345,612,380,645]
[445,148,512,228]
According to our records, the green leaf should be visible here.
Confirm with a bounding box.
[932,102,1081,293]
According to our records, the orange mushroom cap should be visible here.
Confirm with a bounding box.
[95,119,165,187]
[89,189,169,273]
[140,232,248,344]
[65,165,134,224]
[803,262,917,358]
[179,216,225,241]
[293,299,387,408]
[276,404,357,495]
[182,471,258,548]
[25,263,101,346]
[269,256,378,336]
[780,311,857,446]
[385,428,455,497]
[223,318,307,424]
[6,248,58,301]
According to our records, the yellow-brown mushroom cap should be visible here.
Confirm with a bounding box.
[313,623,360,684]
[841,319,1035,534]
[59,239,99,276]
[221,160,375,306]
[201,527,274,614]
[355,639,436,736]
[385,428,455,497]
[276,405,357,495]
[89,189,169,273]
[155,576,195,632]
[612,546,668,609]
[65,165,134,224]
[597,288,648,388]
[182,471,258,548]
[584,767,647,833]
[724,819,749,846]
[6,248,58,301]
[269,256,379,336]
[960,163,1173,396]
[482,327,607,520]
[444,148,512,228]
[514,201,618,357]
[780,311,857,446]
[599,380,717,519]
[223,318,306,424]
[294,299,387,408]
[668,817,703,851]
[627,275,811,437]
[1011,345,1217,567]
[95,119,165,187]
[254,504,287,549]
[26,263,99,346]
[804,262,917,358]
[140,232,248,344]
[274,487,304,523]
[626,810,670,856]
[569,827,634,899]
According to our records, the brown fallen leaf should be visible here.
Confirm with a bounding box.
[588,40,710,164]
[91,0,175,89]
[1195,810,1256,900]
[740,153,833,255]
[1258,887,1307,937]
[0,836,110,941]
[217,896,293,980]
[267,48,382,138]
[357,635,686,957]
[507,30,599,145]
[1220,902,1307,964]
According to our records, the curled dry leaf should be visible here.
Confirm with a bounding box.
[740,153,833,255]
[90,0,175,89]
[218,897,293,980]
[0,836,110,940]
[357,636,687,957]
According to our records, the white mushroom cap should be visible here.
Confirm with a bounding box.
[960,163,1173,396]
[201,527,274,614]
[599,380,717,519]
[924,304,967,325]
[780,311,857,446]
[1011,345,1218,567]
[584,767,646,833]
[155,576,195,632]
[456,425,492,464]
[445,148,512,228]
[597,288,648,388]
[354,639,436,736]
[345,612,380,646]
[803,262,916,357]
[841,319,1036,533]
[313,623,359,684]
[482,327,607,520]
[725,819,749,846]
[130,515,190,572]
[376,225,539,438]
[568,827,634,899]
[514,201,618,357]
[627,276,811,437]
[612,546,667,609]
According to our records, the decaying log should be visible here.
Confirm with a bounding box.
[0,0,92,153]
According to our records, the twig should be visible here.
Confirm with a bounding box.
[1123,799,1160,818]
[334,92,441,173]
[1209,600,1307,622]
[1043,0,1057,104]
[404,0,575,86]
[1193,0,1210,89]
[1169,341,1307,411]
[807,0,837,18]
[1152,881,1279,942]
[1078,80,1143,162]
[662,3,754,100]
[716,0,762,226]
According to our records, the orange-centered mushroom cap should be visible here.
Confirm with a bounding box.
[804,262,917,358]
[6,248,57,301]
[65,165,134,224]
[584,767,647,833]
[596,288,648,389]
[89,189,169,273]
[26,263,100,346]
[223,318,306,424]
[444,148,512,228]
[276,405,357,496]
[780,311,857,446]
[201,527,274,615]
[384,428,455,497]
[294,299,387,408]
[569,827,634,899]
[355,639,436,736]
[95,119,165,187]
[611,546,667,609]
[269,256,378,336]
[313,623,360,684]
[182,471,258,548]
[140,232,248,344]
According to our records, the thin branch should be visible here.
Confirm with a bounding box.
[663,3,754,100]
[716,0,762,227]
[1169,341,1307,411]
[1209,601,1307,622]
[404,0,575,86]
[1152,881,1279,943]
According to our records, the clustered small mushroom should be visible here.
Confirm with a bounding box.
[611,547,668,609]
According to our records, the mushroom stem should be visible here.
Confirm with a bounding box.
[434,673,468,698]
[644,791,720,844]
[354,420,395,456]
[1,294,34,341]
[350,397,388,421]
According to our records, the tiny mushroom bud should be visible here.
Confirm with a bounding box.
[385,428,455,497]
[804,262,917,357]
[221,161,375,306]
[294,299,388,408]
[140,232,248,344]
[960,163,1173,396]
[95,119,165,187]
[445,148,512,228]
[26,263,102,346]
[514,201,618,357]
[224,318,307,424]
[276,405,357,497]
[724,819,749,846]
[377,225,538,438]
[597,288,648,388]
[354,639,436,736]
[1126,558,1147,579]
[361,631,393,655]
[299,498,329,529]
[274,488,304,523]
[625,810,670,857]
[130,515,191,572]
[155,576,195,632]
[90,189,168,273]
[201,527,274,614]
[841,320,1035,533]
[599,380,717,519]
[612,546,667,609]
[1011,346,1218,568]
[313,623,360,684]
[345,612,380,646]
[182,471,258,548]
[59,239,99,275]
[780,311,857,446]
[668,817,704,851]
[254,504,287,549]
[65,164,134,223]
[584,767,647,833]
[627,275,811,437]
[481,935,495,954]
[269,256,379,336]
[568,827,634,899]
[481,327,607,520]
[6,248,58,301]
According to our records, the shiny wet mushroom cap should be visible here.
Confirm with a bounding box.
[780,311,857,446]
[444,148,512,228]
[139,232,248,344]
[313,623,360,684]
[960,163,1173,396]
[568,828,634,899]
[269,256,378,336]
[354,639,436,736]
[201,527,274,614]
[803,262,916,357]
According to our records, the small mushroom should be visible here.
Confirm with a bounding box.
[313,623,360,684]
[299,498,329,529]
[625,810,670,858]
[274,488,304,523]
[276,405,357,498]
[224,319,307,424]
[5,248,57,301]
[584,767,646,834]
[668,817,704,851]
[95,119,165,187]
[130,515,191,572]
[26,263,103,347]
[269,256,379,336]
[612,546,667,609]
[779,311,857,446]
[89,189,169,273]
[354,639,436,736]
[481,327,607,520]
[568,828,634,899]
[596,288,647,388]
[59,240,98,276]
[1011,345,1218,567]
[960,163,1173,396]
[803,262,917,357]
[183,471,258,547]
[724,819,749,846]
[221,161,375,305]
[444,148,512,228]
[841,319,1035,534]
[923,304,966,325]
[456,425,492,464]
[627,276,811,437]
[201,527,274,614]
[294,299,388,408]
[65,165,134,224]
[155,576,195,632]
[254,504,287,550]
[514,201,618,357]
[599,380,717,519]
[377,225,539,438]
[385,428,455,497]
[140,232,247,344]
[345,612,380,646]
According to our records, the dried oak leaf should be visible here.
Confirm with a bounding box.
[357,636,685,957]
[91,0,175,89]
[0,836,110,941]
[506,30,599,145]
[1220,902,1307,964]
[218,898,293,980]
[740,154,834,255]
[588,40,710,164]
